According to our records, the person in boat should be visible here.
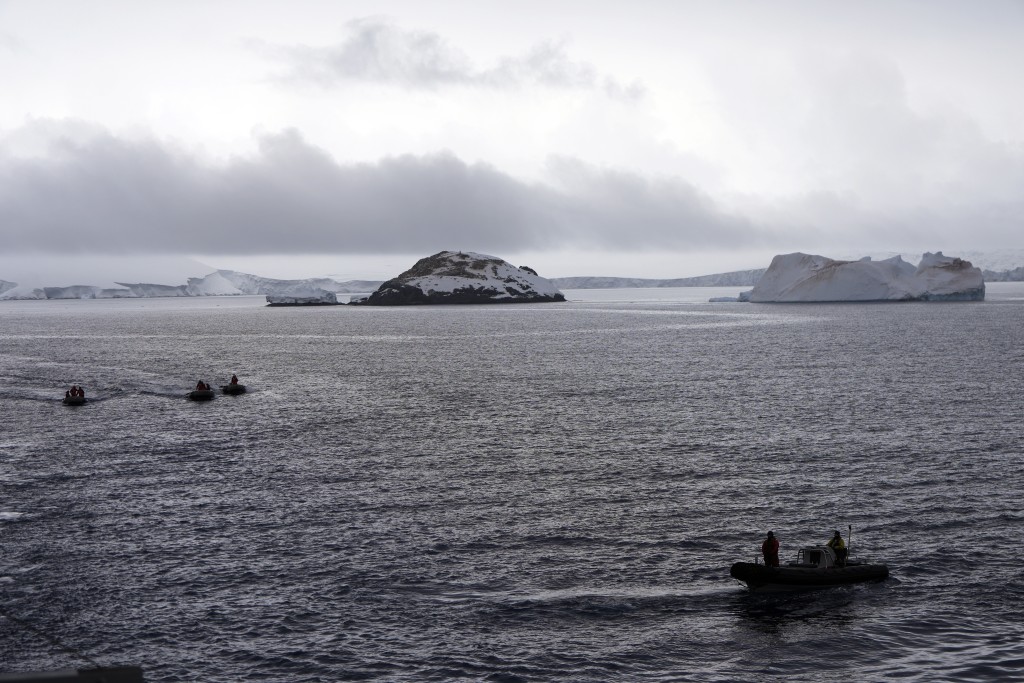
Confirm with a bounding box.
[230,374,238,385]
[196,381,208,391]
[826,530,847,566]
[79,386,85,398]
[762,531,779,567]
[65,389,72,399]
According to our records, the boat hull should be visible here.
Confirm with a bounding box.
[62,396,87,406]
[188,389,215,401]
[221,384,246,395]
[730,561,889,591]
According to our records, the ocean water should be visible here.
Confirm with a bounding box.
[1,285,1023,682]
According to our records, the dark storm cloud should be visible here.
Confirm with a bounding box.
[0,125,751,255]
[268,17,645,102]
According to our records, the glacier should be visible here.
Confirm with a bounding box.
[743,252,985,303]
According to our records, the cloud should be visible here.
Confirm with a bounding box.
[0,31,23,53]
[794,53,1024,208]
[1,117,1020,259]
[0,122,753,255]
[267,17,645,102]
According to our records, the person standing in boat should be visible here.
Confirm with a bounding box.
[827,530,847,566]
[230,374,239,385]
[762,531,779,567]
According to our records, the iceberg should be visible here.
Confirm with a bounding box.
[744,252,985,303]
[266,288,340,306]
[354,251,565,305]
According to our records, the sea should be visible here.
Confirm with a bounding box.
[2,285,1023,682]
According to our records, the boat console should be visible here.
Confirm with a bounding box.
[790,546,838,568]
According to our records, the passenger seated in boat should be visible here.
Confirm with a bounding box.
[827,530,847,566]
[196,381,208,391]
[230,374,238,385]
[66,390,72,399]
[762,531,779,567]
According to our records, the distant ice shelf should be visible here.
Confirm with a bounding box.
[0,270,382,301]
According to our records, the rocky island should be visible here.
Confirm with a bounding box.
[741,252,985,302]
[352,251,565,305]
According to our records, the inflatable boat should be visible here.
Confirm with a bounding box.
[730,545,888,591]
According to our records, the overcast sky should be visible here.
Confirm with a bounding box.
[2,0,1022,282]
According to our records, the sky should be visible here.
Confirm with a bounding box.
[1,0,1023,285]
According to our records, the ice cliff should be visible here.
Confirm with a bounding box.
[744,252,985,302]
[353,251,565,305]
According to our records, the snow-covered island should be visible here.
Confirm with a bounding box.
[352,251,565,305]
[739,252,985,303]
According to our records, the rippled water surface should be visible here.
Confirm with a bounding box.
[2,286,1023,681]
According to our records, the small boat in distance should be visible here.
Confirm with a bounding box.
[221,374,245,395]
[189,381,215,401]
[63,386,86,405]
[730,545,889,592]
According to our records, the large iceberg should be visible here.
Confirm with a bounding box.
[353,251,565,305]
[745,252,985,302]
